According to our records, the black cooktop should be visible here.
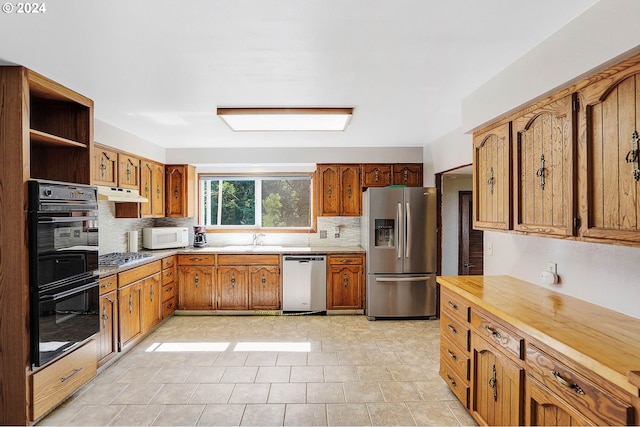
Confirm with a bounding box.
[98,252,153,267]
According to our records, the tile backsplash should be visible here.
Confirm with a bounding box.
[98,201,361,254]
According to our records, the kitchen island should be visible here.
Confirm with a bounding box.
[438,275,640,426]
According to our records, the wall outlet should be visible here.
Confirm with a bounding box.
[547,262,557,274]
[319,230,327,239]
[487,242,493,256]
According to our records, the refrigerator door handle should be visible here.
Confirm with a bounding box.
[375,276,432,282]
[396,202,402,259]
[405,202,411,258]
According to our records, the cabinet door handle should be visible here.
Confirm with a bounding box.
[535,153,547,190]
[102,306,109,327]
[484,324,502,339]
[626,130,640,181]
[343,273,348,288]
[327,184,333,198]
[551,371,585,395]
[60,367,83,383]
[446,374,457,388]
[487,166,495,195]
[195,273,199,288]
[347,184,352,198]
[374,169,379,182]
[129,294,134,313]
[100,158,107,177]
[231,273,235,288]
[150,284,154,302]
[403,168,409,182]
[262,273,266,288]
[447,324,458,335]
[488,364,497,401]
[174,186,179,199]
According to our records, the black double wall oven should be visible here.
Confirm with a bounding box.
[29,180,100,368]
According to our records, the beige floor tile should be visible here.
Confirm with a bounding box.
[414,379,459,401]
[343,381,385,403]
[152,404,205,426]
[189,383,235,404]
[337,350,370,365]
[406,401,462,426]
[110,382,164,405]
[149,366,194,383]
[109,404,164,426]
[149,384,198,404]
[326,403,371,426]
[290,365,324,382]
[69,381,128,405]
[184,366,226,383]
[255,366,291,383]
[378,381,422,402]
[307,351,338,366]
[276,352,308,366]
[220,366,258,383]
[240,403,285,426]
[65,404,125,426]
[245,351,278,366]
[229,383,271,403]
[283,403,327,426]
[197,403,246,426]
[356,365,393,381]
[447,400,478,426]
[114,367,162,383]
[366,350,401,365]
[307,382,345,404]
[182,352,220,367]
[367,402,416,426]
[323,365,359,382]
[388,364,432,381]
[268,382,307,403]
[213,352,249,366]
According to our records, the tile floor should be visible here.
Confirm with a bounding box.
[38,315,477,426]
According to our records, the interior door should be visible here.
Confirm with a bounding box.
[459,191,484,275]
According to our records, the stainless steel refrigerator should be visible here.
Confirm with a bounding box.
[361,187,437,320]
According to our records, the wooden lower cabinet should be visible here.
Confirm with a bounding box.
[217,266,249,310]
[178,265,215,309]
[526,376,592,426]
[141,272,162,333]
[118,282,143,351]
[31,340,97,420]
[471,333,524,426]
[438,276,640,427]
[249,265,280,310]
[162,255,177,317]
[327,254,364,310]
[97,275,118,367]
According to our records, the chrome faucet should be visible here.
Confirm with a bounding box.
[253,232,266,246]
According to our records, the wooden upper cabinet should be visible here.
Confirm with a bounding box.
[117,154,140,189]
[93,144,118,186]
[392,164,423,186]
[140,160,165,218]
[362,164,392,187]
[473,123,512,230]
[580,62,640,244]
[166,164,196,218]
[513,93,577,237]
[317,164,361,216]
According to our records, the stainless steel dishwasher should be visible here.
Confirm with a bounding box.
[282,255,326,312]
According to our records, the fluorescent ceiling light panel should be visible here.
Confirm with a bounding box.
[217,107,353,131]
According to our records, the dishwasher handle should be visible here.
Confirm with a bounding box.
[283,256,326,262]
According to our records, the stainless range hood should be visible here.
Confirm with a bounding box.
[97,186,149,203]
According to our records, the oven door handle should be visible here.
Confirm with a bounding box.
[38,216,98,224]
[41,281,98,301]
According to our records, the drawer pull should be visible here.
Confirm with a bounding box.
[166,271,173,277]
[447,349,458,361]
[484,324,502,339]
[446,374,457,388]
[447,324,458,334]
[60,367,83,383]
[551,371,585,395]
[100,281,113,289]
[447,300,458,310]
[190,257,202,262]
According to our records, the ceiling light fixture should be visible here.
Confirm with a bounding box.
[217,107,353,132]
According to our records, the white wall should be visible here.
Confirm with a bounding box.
[95,119,166,163]
[430,0,640,319]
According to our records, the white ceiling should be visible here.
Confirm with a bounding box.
[0,0,598,149]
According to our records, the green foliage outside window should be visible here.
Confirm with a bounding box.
[201,175,312,228]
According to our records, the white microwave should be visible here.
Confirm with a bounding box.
[142,227,189,249]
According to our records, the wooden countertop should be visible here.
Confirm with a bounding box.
[438,275,640,395]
